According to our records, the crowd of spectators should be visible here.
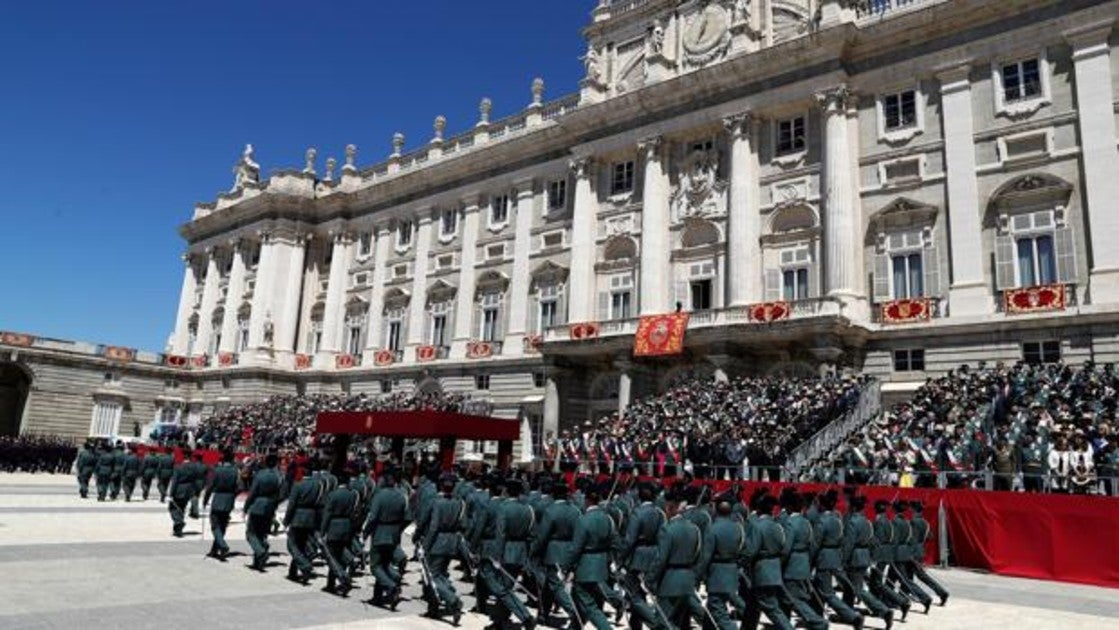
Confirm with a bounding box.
[194,391,477,451]
[821,362,1119,494]
[549,374,868,479]
[0,435,78,473]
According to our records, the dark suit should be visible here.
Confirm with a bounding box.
[203,462,240,556]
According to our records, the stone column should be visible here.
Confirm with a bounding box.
[1067,23,1119,303]
[451,199,481,359]
[817,85,865,317]
[193,248,222,363]
[938,64,990,316]
[170,254,199,355]
[362,226,392,364]
[505,178,535,356]
[317,232,352,367]
[218,239,247,356]
[640,136,672,315]
[568,158,598,323]
[273,232,308,364]
[616,360,633,415]
[724,113,761,306]
[544,374,561,441]
[247,231,278,357]
[406,213,435,356]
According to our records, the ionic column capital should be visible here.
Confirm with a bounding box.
[722,112,756,140]
[638,135,664,163]
[569,156,595,179]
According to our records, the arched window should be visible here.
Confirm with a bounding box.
[530,262,568,333]
[867,198,940,303]
[306,303,325,354]
[762,204,821,302]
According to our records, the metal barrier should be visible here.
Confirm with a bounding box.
[785,380,882,472]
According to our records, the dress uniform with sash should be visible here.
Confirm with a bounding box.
[364,472,407,607]
[489,480,537,628]
[203,453,240,559]
[121,446,141,502]
[243,454,282,571]
[140,450,159,500]
[648,495,708,629]
[889,500,932,612]
[906,502,948,605]
[530,482,581,625]
[320,472,358,594]
[812,491,864,629]
[618,484,666,630]
[420,477,467,623]
[168,451,197,537]
[742,495,794,630]
[842,497,893,629]
[697,502,748,630]
[95,444,114,501]
[156,451,175,502]
[564,491,618,630]
[76,442,96,498]
[284,469,323,582]
[777,491,828,630]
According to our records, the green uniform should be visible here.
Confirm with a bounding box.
[320,484,358,591]
[649,514,707,629]
[244,466,282,570]
[189,459,208,518]
[121,451,141,501]
[109,447,125,499]
[812,510,862,627]
[76,447,96,498]
[564,505,618,630]
[203,462,240,556]
[907,512,948,602]
[364,484,407,601]
[890,514,932,607]
[531,498,581,623]
[743,515,794,630]
[420,493,467,617]
[620,501,667,630]
[283,477,323,579]
[156,453,174,502]
[697,514,747,630]
[167,460,197,536]
[778,512,827,630]
[140,453,159,500]
[95,450,114,501]
[842,511,892,622]
[871,512,910,612]
[485,497,535,626]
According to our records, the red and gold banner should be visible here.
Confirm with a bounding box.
[569,322,600,341]
[336,353,355,369]
[294,354,312,370]
[101,346,136,362]
[191,355,208,368]
[165,354,188,368]
[467,341,493,359]
[1005,284,1066,314]
[0,332,35,347]
[416,345,437,362]
[748,301,790,323]
[633,312,689,357]
[880,297,932,324]
[374,349,396,366]
[218,352,236,367]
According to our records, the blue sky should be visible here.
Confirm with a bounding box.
[0,1,590,352]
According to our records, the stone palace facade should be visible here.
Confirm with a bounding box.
[5,0,1119,450]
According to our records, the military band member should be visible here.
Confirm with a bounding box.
[420,475,466,624]
[203,449,240,560]
[244,453,281,572]
[121,445,141,502]
[76,441,96,499]
[364,471,406,608]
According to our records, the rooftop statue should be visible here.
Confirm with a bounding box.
[231,144,260,192]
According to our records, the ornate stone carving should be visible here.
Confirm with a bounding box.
[303,148,317,175]
[583,45,604,85]
[391,132,405,157]
[815,84,855,113]
[531,78,545,106]
[433,115,446,143]
[681,0,734,68]
[648,18,666,57]
[231,144,260,191]
[671,145,728,222]
[478,98,492,126]
[569,157,593,179]
[722,112,754,139]
[344,144,357,171]
[639,136,663,163]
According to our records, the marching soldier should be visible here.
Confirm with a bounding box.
[243,453,282,572]
[75,441,96,499]
[95,442,114,501]
[189,452,208,519]
[489,479,537,629]
[564,486,617,630]
[470,476,504,615]
[648,490,708,628]
[777,490,828,630]
[697,499,748,630]
[419,475,466,624]
[531,481,582,627]
[140,448,159,500]
[618,483,666,630]
[364,471,407,608]
[157,449,175,502]
[742,494,795,630]
[842,496,893,630]
[888,500,932,613]
[168,448,197,537]
[904,502,949,606]
[283,461,322,584]
[320,469,359,595]
[812,490,864,629]
[870,500,911,619]
[121,445,141,502]
[203,449,240,560]
[109,441,125,500]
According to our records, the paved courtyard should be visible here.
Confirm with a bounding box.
[0,473,1116,630]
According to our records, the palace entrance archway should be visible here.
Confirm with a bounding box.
[0,363,31,436]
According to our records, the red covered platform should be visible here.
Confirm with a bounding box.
[316,410,520,471]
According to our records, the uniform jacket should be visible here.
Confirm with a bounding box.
[157,453,174,480]
[842,512,875,569]
[169,461,197,501]
[909,514,930,563]
[565,505,616,583]
[621,502,666,572]
[813,510,845,571]
[365,485,407,546]
[872,513,895,563]
[532,499,581,566]
[422,495,466,557]
[284,477,323,529]
[697,515,745,594]
[77,449,97,475]
[204,463,240,513]
[140,454,159,479]
[320,486,358,542]
[649,515,703,597]
[122,453,141,479]
[779,512,815,581]
[891,515,914,563]
[244,467,282,518]
[745,515,786,587]
[495,499,535,567]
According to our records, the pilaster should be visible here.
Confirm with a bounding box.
[568,157,599,323]
[217,238,248,356]
[170,254,199,355]
[247,230,278,361]
[450,199,481,359]
[406,212,435,355]
[317,231,352,367]
[724,113,762,306]
[504,178,535,356]
[193,248,222,363]
[639,136,672,315]
[363,226,393,364]
[273,232,308,366]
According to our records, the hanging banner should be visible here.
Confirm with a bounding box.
[633,312,690,357]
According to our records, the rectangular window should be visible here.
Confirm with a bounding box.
[347,326,362,356]
[237,321,250,353]
[610,290,632,320]
[491,194,509,226]
[431,314,447,347]
[437,254,454,270]
[882,90,917,130]
[90,401,123,437]
[776,116,806,155]
[481,308,500,342]
[487,244,505,260]
[533,371,546,388]
[475,374,491,391]
[380,379,393,394]
[542,232,563,249]
[782,268,810,301]
[387,321,402,352]
[1023,341,1060,365]
[891,252,924,299]
[397,220,413,247]
[539,299,558,331]
[548,179,567,211]
[611,161,635,195]
[1002,58,1042,103]
[690,279,712,311]
[1016,234,1056,287]
[893,349,926,372]
[358,232,373,257]
[441,209,457,236]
